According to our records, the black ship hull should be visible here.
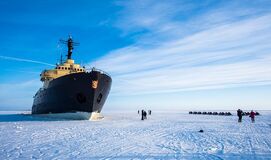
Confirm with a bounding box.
[32,71,112,117]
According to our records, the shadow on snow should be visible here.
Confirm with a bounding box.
[0,114,72,122]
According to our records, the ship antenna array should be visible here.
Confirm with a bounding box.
[59,35,80,59]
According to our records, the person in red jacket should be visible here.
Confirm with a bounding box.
[249,110,256,123]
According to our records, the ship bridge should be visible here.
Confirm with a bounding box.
[40,59,85,82]
[40,36,85,84]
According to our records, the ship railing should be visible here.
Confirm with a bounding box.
[85,67,111,77]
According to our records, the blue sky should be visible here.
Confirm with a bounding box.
[0,0,271,111]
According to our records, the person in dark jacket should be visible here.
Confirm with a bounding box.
[249,110,256,123]
[237,109,243,122]
[141,110,144,120]
[143,110,147,119]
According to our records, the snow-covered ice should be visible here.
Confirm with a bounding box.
[0,111,271,159]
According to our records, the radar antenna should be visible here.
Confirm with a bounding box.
[59,35,79,59]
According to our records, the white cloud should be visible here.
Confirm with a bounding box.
[114,0,271,43]
[0,80,41,110]
[89,12,271,96]
[0,55,55,67]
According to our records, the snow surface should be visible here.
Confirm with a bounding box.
[0,111,271,160]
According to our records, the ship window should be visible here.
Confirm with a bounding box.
[68,67,70,70]
[65,67,67,70]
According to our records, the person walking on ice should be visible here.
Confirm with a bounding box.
[237,109,243,122]
[249,110,256,123]
[143,110,147,119]
[141,110,144,120]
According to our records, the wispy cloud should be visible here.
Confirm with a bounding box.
[0,55,55,66]
[89,1,271,96]
[114,0,271,43]
[0,80,41,110]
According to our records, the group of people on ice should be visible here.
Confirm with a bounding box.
[237,109,256,123]
[138,108,257,122]
[138,110,152,120]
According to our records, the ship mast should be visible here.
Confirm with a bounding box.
[60,54,63,64]
[59,35,79,60]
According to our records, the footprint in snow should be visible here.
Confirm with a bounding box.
[207,147,218,153]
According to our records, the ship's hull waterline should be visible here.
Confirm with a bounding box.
[34,112,104,120]
[32,71,112,119]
